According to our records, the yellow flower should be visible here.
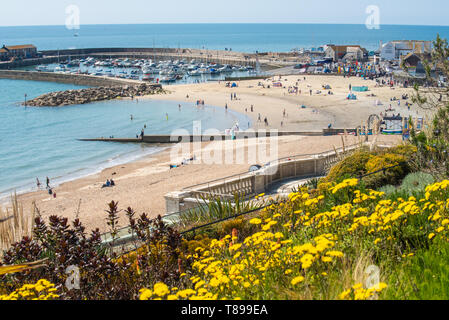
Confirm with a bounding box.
[153,283,170,297]
[139,289,153,300]
[249,218,262,225]
[291,276,305,286]
[326,251,344,258]
[177,289,196,299]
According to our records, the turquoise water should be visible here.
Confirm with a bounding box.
[1,24,449,52]
[1,23,448,196]
[0,79,249,197]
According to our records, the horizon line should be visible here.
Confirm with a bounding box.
[1,22,449,28]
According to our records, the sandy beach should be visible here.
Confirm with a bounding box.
[13,75,412,232]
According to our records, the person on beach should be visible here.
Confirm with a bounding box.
[166,113,169,121]
[110,179,115,186]
[36,177,41,189]
[179,104,181,111]
[130,115,133,121]
[230,93,233,101]
[258,113,261,122]
[102,180,111,188]
[225,103,228,112]
[140,129,144,140]
[251,105,253,112]
[46,176,50,188]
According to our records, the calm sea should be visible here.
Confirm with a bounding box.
[0,24,449,52]
[0,79,249,198]
[1,23,448,198]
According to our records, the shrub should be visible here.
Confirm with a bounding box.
[400,172,435,195]
[378,185,397,195]
[324,151,373,184]
[363,153,409,189]
[324,145,417,190]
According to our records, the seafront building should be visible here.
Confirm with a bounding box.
[0,44,37,61]
[380,40,432,61]
[324,45,368,62]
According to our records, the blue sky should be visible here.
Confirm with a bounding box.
[0,0,447,27]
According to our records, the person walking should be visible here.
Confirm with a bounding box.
[46,176,50,188]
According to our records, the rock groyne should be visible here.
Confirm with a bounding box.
[25,83,164,107]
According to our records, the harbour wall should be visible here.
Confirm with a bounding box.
[0,70,147,87]
[0,48,258,69]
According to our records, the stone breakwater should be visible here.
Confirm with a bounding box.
[24,83,164,107]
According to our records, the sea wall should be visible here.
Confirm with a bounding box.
[0,70,144,87]
[0,57,59,70]
[25,83,164,107]
[0,48,257,69]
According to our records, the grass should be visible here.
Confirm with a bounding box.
[385,239,449,300]
[177,193,263,230]
[0,193,34,255]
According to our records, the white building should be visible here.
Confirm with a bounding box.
[380,40,432,61]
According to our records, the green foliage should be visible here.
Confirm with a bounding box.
[178,193,261,229]
[304,178,320,191]
[410,35,449,179]
[377,172,434,197]
[400,172,435,194]
[363,153,409,189]
[385,239,449,300]
[324,145,416,189]
[378,185,397,195]
[324,150,373,183]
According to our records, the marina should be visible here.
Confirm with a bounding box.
[28,56,258,85]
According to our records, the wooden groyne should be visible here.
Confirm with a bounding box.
[79,131,334,144]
